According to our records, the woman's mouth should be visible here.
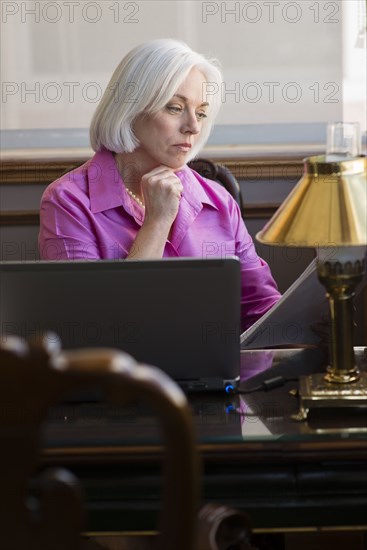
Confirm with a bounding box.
[173,143,192,152]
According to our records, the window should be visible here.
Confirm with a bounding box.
[1,0,365,152]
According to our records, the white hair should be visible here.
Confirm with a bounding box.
[90,38,223,160]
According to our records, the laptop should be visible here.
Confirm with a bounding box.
[0,258,241,392]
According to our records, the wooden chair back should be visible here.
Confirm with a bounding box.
[0,334,200,550]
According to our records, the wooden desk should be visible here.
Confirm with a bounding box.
[40,347,367,534]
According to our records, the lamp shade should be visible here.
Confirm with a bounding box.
[256,155,367,247]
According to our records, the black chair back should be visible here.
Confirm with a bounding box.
[188,158,244,216]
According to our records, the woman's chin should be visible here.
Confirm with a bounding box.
[166,159,187,171]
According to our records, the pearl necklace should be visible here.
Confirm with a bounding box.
[125,186,145,208]
[113,153,145,208]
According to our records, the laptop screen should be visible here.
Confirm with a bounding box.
[0,258,241,389]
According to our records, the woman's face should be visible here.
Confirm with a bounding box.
[133,67,209,171]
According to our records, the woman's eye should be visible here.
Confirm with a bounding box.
[167,105,182,113]
[196,112,207,120]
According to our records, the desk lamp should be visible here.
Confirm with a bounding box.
[256,122,367,420]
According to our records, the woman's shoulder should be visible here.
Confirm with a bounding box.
[41,151,108,204]
[40,168,89,215]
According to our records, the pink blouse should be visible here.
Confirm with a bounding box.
[39,149,281,330]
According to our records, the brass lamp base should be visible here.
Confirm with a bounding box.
[292,372,367,421]
[292,258,366,421]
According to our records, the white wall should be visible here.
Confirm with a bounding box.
[0,0,365,136]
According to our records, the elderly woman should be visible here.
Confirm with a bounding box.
[39,38,281,331]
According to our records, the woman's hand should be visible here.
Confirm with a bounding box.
[125,165,183,259]
[141,165,183,228]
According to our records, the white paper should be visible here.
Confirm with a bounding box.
[241,258,366,349]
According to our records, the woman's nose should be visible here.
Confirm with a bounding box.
[181,111,200,135]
